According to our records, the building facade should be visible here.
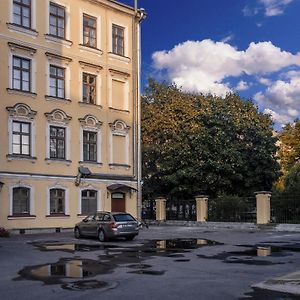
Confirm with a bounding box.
[0,0,144,232]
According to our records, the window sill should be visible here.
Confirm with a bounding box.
[108,52,131,63]
[7,154,37,163]
[79,161,102,166]
[45,34,73,47]
[7,88,37,98]
[46,214,70,218]
[7,23,38,37]
[45,158,72,165]
[8,215,36,220]
[109,163,131,170]
[45,95,71,103]
[109,107,130,114]
[78,102,102,109]
[79,44,103,55]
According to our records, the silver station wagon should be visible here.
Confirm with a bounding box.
[74,211,140,242]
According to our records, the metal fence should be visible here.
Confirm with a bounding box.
[271,193,300,224]
[142,199,156,220]
[208,196,256,222]
[166,199,196,221]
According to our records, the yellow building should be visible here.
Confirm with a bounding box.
[0,0,145,233]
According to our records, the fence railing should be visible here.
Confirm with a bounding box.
[142,199,156,220]
[208,196,256,223]
[166,199,196,221]
[271,194,300,224]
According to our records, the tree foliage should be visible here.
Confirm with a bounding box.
[277,120,300,178]
[142,79,280,199]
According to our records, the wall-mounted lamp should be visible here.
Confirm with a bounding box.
[0,181,4,192]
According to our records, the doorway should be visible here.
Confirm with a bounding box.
[111,192,126,212]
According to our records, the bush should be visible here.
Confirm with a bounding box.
[0,227,10,238]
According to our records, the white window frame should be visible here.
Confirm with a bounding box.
[9,184,35,216]
[79,69,101,106]
[80,127,102,164]
[78,187,101,215]
[46,123,71,161]
[109,20,128,57]
[10,0,37,30]
[46,60,71,100]
[46,0,71,40]
[9,53,37,94]
[79,9,101,50]
[47,185,69,215]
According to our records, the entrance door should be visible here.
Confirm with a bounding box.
[111,192,126,212]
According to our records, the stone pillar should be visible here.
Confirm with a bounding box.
[155,197,167,221]
[255,191,271,224]
[195,195,208,222]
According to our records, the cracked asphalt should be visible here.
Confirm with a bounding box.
[1,226,300,300]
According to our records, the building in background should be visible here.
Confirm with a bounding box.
[0,0,145,233]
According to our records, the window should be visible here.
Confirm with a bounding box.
[82,73,96,104]
[83,131,97,162]
[50,188,65,214]
[83,14,97,48]
[13,56,31,92]
[12,121,31,156]
[49,65,65,98]
[81,190,97,215]
[13,0,31,28]
[50,126,65,159]
[49,2,65,38]
[13,187,30,215]
[112,24,124,56]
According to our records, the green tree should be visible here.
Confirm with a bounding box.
[277,120,300,182]
[142,80,280,199]
[284,163,300,194]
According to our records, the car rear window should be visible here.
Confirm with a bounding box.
[113,214,135,222]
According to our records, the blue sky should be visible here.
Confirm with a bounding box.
[120,0,300,129]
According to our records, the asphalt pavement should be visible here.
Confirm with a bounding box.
[1,226,300,300]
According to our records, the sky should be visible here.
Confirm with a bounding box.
[120,0,300,129]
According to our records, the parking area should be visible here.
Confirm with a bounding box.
[1,226,300,299]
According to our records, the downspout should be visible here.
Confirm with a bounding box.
[135,0,146,219]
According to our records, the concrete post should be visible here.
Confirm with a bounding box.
[255,191,271,224]
[155,197,167,221]
[195,195,208,222]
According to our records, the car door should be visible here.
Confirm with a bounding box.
[80,215,95,235]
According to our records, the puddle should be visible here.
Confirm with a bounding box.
[61,280,118,291]
[127,270,165,275]
[240,287,300,299]
[197,246,289,265]
[30,242,120,253]
[15,258,114,285]
[17,238,223,288]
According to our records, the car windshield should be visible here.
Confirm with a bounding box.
[113,214,135,222]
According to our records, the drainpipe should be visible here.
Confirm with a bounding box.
[135,1,146,219]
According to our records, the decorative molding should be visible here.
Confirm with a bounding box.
[78,44,103,56]
[7,23,39,37]
[45,109,72,124]
[6,103,37,120]
[7,88,37,98]
[108,52,131,63]
[78,114,102,130]
[45,52,72,64]
[44,34,73,47]
[79,60,103,72]
[8,42,37,55]
[109,68,130,78]
[109,119,130,135]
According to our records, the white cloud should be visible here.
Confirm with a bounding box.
[259,0,294,16]
[263,108,292,124]
[152,39,300,96]
[254,76,300,123]
[258,77,272,85]
[235,80,249,91]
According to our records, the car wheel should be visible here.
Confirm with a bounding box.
[74,227,81,239]
[98,229,107,242]
[125,235,135,241]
